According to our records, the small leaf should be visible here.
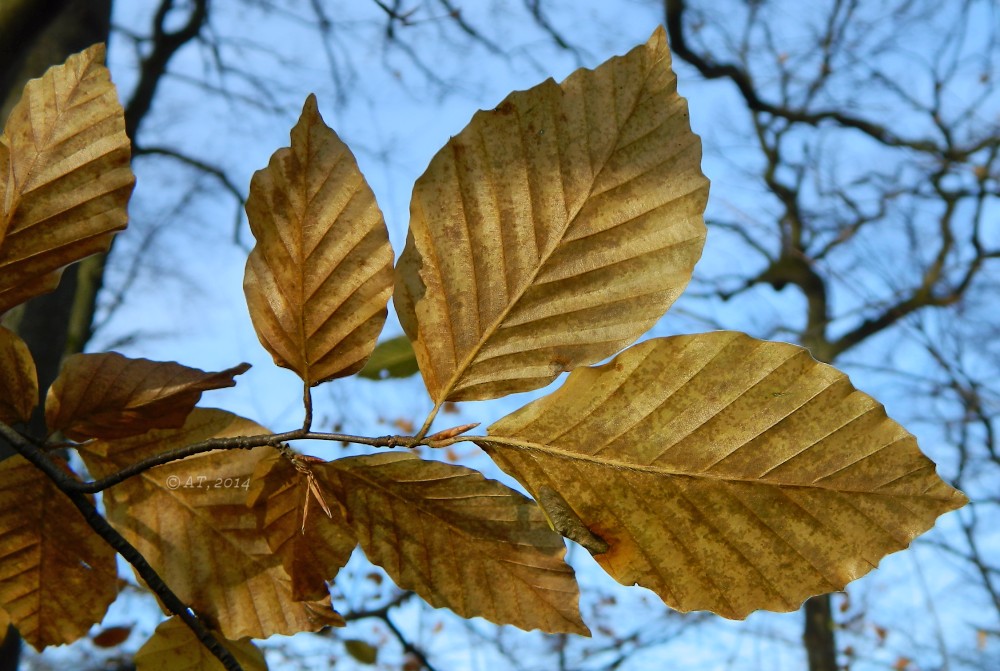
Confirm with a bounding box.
[319,452,588,634]
[0,455,117,648]
[134,617,267,671]
[0,326,37,424]
[483,331,967,619]
[0,43,134,314]
[357,335,420,380]
[78,409,341,639]
[344,639,378,665]
[91,625,132,648]
[45,353,250,440]
[246,451,356,601]
[536,486,608,555]
[244,94,393,386]
[395,27,708,402]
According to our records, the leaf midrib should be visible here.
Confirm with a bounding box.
[479,436,949,498]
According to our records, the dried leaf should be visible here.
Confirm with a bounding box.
[133,616,267,671]
[0,326,37,424]
[45,353,250,440]
[91,625,132,648]
[483,332,967,619]
[78,409,341,639]
[0,455,117,648]
[319,452,588,634]
[395,27,708,402]
[246,451,356,601]
[357,335,420,380]
[244,94,393,386]
[0,43,134,314]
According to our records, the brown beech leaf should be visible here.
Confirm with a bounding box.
[91,625,133,648]
[133,616,267,671]
[395,27,708,402]
[0,455,117,649]
[45,353,250,440]
[244,94,393,386]
[78,409,342,639]
[246,451,356,601]
[482,331,968,620]
[0,326,37,424]
[0,43,134,314]
[318,452,588,635]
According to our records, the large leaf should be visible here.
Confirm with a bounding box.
[395,27,708,402]
[482,331,967,619]
[79,409,343,639]
[45,353,250,440]
[244,94,393,386]
[246,451,356,601]
[134,616,267,671]
[0,455,117,648]
[0,43,134,314]
[0,326,37,424]
[319,452,588,634]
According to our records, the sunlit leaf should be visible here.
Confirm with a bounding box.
[395,27,708,402]
[0,326,37,424]
[79,409,343,639]
[0,455,117,648]
[0,43,134,314]
[45,353,250,440]
[357,335,419,380]
[483,331,967,619]
[319,452,588,634]
[246,451,356,601]
[244,94,393,386]
[133,616,267,671]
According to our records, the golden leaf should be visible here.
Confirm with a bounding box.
[244,94,393,386]
[45,353,250,440]
[0,455,117,648]
[78,409,341,639]
[482,331,967,619]
[246,451,356,601]
[0,43,134,314]
[319,452,588,634]
[0,326,37,424]
[133,616,267,671]
[395,27,708,402]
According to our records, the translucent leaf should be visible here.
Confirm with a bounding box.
[0,43,134,314]
[483,332,967,619]
[45,353,250,440]
[244,94,393,386]
[357,335,419,380]
[319,452,588,634]
[395,27,708,401]
[79,409,343,639]
[0,456,117,648]
[134,616,267,671]
[246,451,356,601]
[0,326,37,424]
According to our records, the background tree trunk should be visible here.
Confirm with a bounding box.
[0,1,112,667]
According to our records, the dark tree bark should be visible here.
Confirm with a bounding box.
[0,2,112,667]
